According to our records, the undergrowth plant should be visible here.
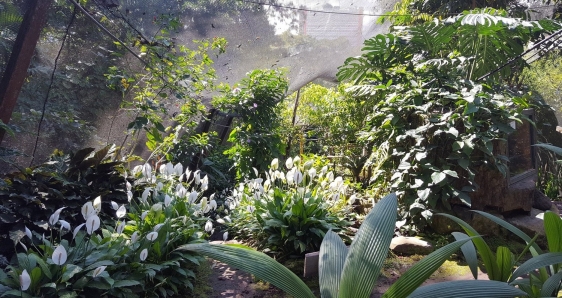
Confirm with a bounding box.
[0,161,216,297]
[224,157,354,257]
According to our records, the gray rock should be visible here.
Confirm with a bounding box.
[533,190,553,211]
[390,236,433,255]
[471,212,505,236]
[506,208,546,237]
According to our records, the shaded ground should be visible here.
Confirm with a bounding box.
[207,255,489,298]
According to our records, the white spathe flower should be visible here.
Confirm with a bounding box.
[247,205,255,213]
[203,204,212,214]
[293,155,301,165]
[327,171,334,182]
[52,245,68,265]
[151,203,162,212]
[116,205,127,218]
[303,160,314,170]
[132,165,142,176]
[164,195,172,207]
[127,191,133,202]
[153,223,164,232]
[25,226,32,239]
[20,269,31,291]
[209,200,217,210]
[294,170,303,184]
[59,220,71,231]
[188,191,198,204]
[253,167,258,177]
[142,164,152,178]
[141,211,149,221]
[321,166,328,175]
[146,232,158,242]
[126,181,132,191]
[165,162,174,176]
[81,202,95,220]
[86,215,101,235]
[140,248,148,261]
[223,232,228,242]
[286,169,295,185]
[141,189,151,203]
[194,171,201,185]
[308,168,317,180]
[176,186,188,198]
[270,158,279,170]
[131,231,139,244]
[116,221,126,234]
[20,241,27,252]
[49,207,65,226]
[263,179,271,192]
[285,157,293,170]
[92,266,107,278]
[73,223,85,239]
[156,182,164,191]
[93,196,102,213]
[159,163,166,175]
[202,174,209,185]
[204,221,213,232]
[110,201,119,210]
[174,163,183,176]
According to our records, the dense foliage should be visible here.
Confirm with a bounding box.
[224,157,354,257]
[213,69,288,179]
[337,10,560,229]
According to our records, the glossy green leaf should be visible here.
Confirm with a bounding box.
[452,232,478,280]
[383,237,474,298]
[176,243,315,298]
[544,211,562,253]
[496,246,513,282]
[509,252,562,283]
[319,230,348,298]
[338,193,397,298]
[437,214,500,280]
[540,271,562,297]
[408,280,526,298]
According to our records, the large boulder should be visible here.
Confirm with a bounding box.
[390,236,433,255]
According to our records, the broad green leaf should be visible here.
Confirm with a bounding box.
[540,271,562,297]
[437,214,500,280]
[431,172,447,184]
[534,143,562,156]
[113,280,142,288]
[471,211,543,256]
[452,232,478,280]
[319,230,348,298]
[338,193,397,298]
[29,254,51,279]
[1,290,34,298]
[177,243,315,298]
[61,264,83,283]
[408,280,526,298]
[496,247,513,282]
[544,211,562,253]
[509,252,562,283]
[383,237,474,298]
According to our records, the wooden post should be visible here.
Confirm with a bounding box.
[0,0,53,145]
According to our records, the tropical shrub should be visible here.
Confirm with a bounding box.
[212,69,288,180]
[179,193,526,298]
[0,161,216,297]
[224,156,356,257]
[0,145,127,259]
[337,10,561,229]
[439,208,562,297]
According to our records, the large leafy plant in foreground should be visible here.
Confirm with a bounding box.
[178,193,525,298]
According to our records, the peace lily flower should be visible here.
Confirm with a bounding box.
[86,214,101,235]
[127,191,133,202]
[156,182,164,191]
[73,223,85,239]
[59,220,71,231]
[20,242,27,252]
[308,168,317,180]
[110,201,119,210]
[19,269,30,291]
[142,163,152,178]
[164,194,172,207]
[176,186,188,198]
[293,155,301,166]
[116,221,126,234]
[285,157,293,170]
[140,248,148,261]
[223,232,228,242]
[52,245,68,265]
[126,181,132,191]
[153,223,164,232]
[93,196,102,213]
[116,205,127,218]
[141,211,148,221]
[247,205,255,213]
[151,203,162,212]
[48,207,65,226]
[294,170,303,184]
[270,158,279,170]
[92,266,107,278]
[81,202,95,220]
[188,191,198,204]
[174,163,183,176]
[146,232,158,242]
[204,221,213,232]
[25,226,32,239]
[131,231,139,243]
[209,200,217,210]
[141,189,151,203]
[194,171,201,185]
